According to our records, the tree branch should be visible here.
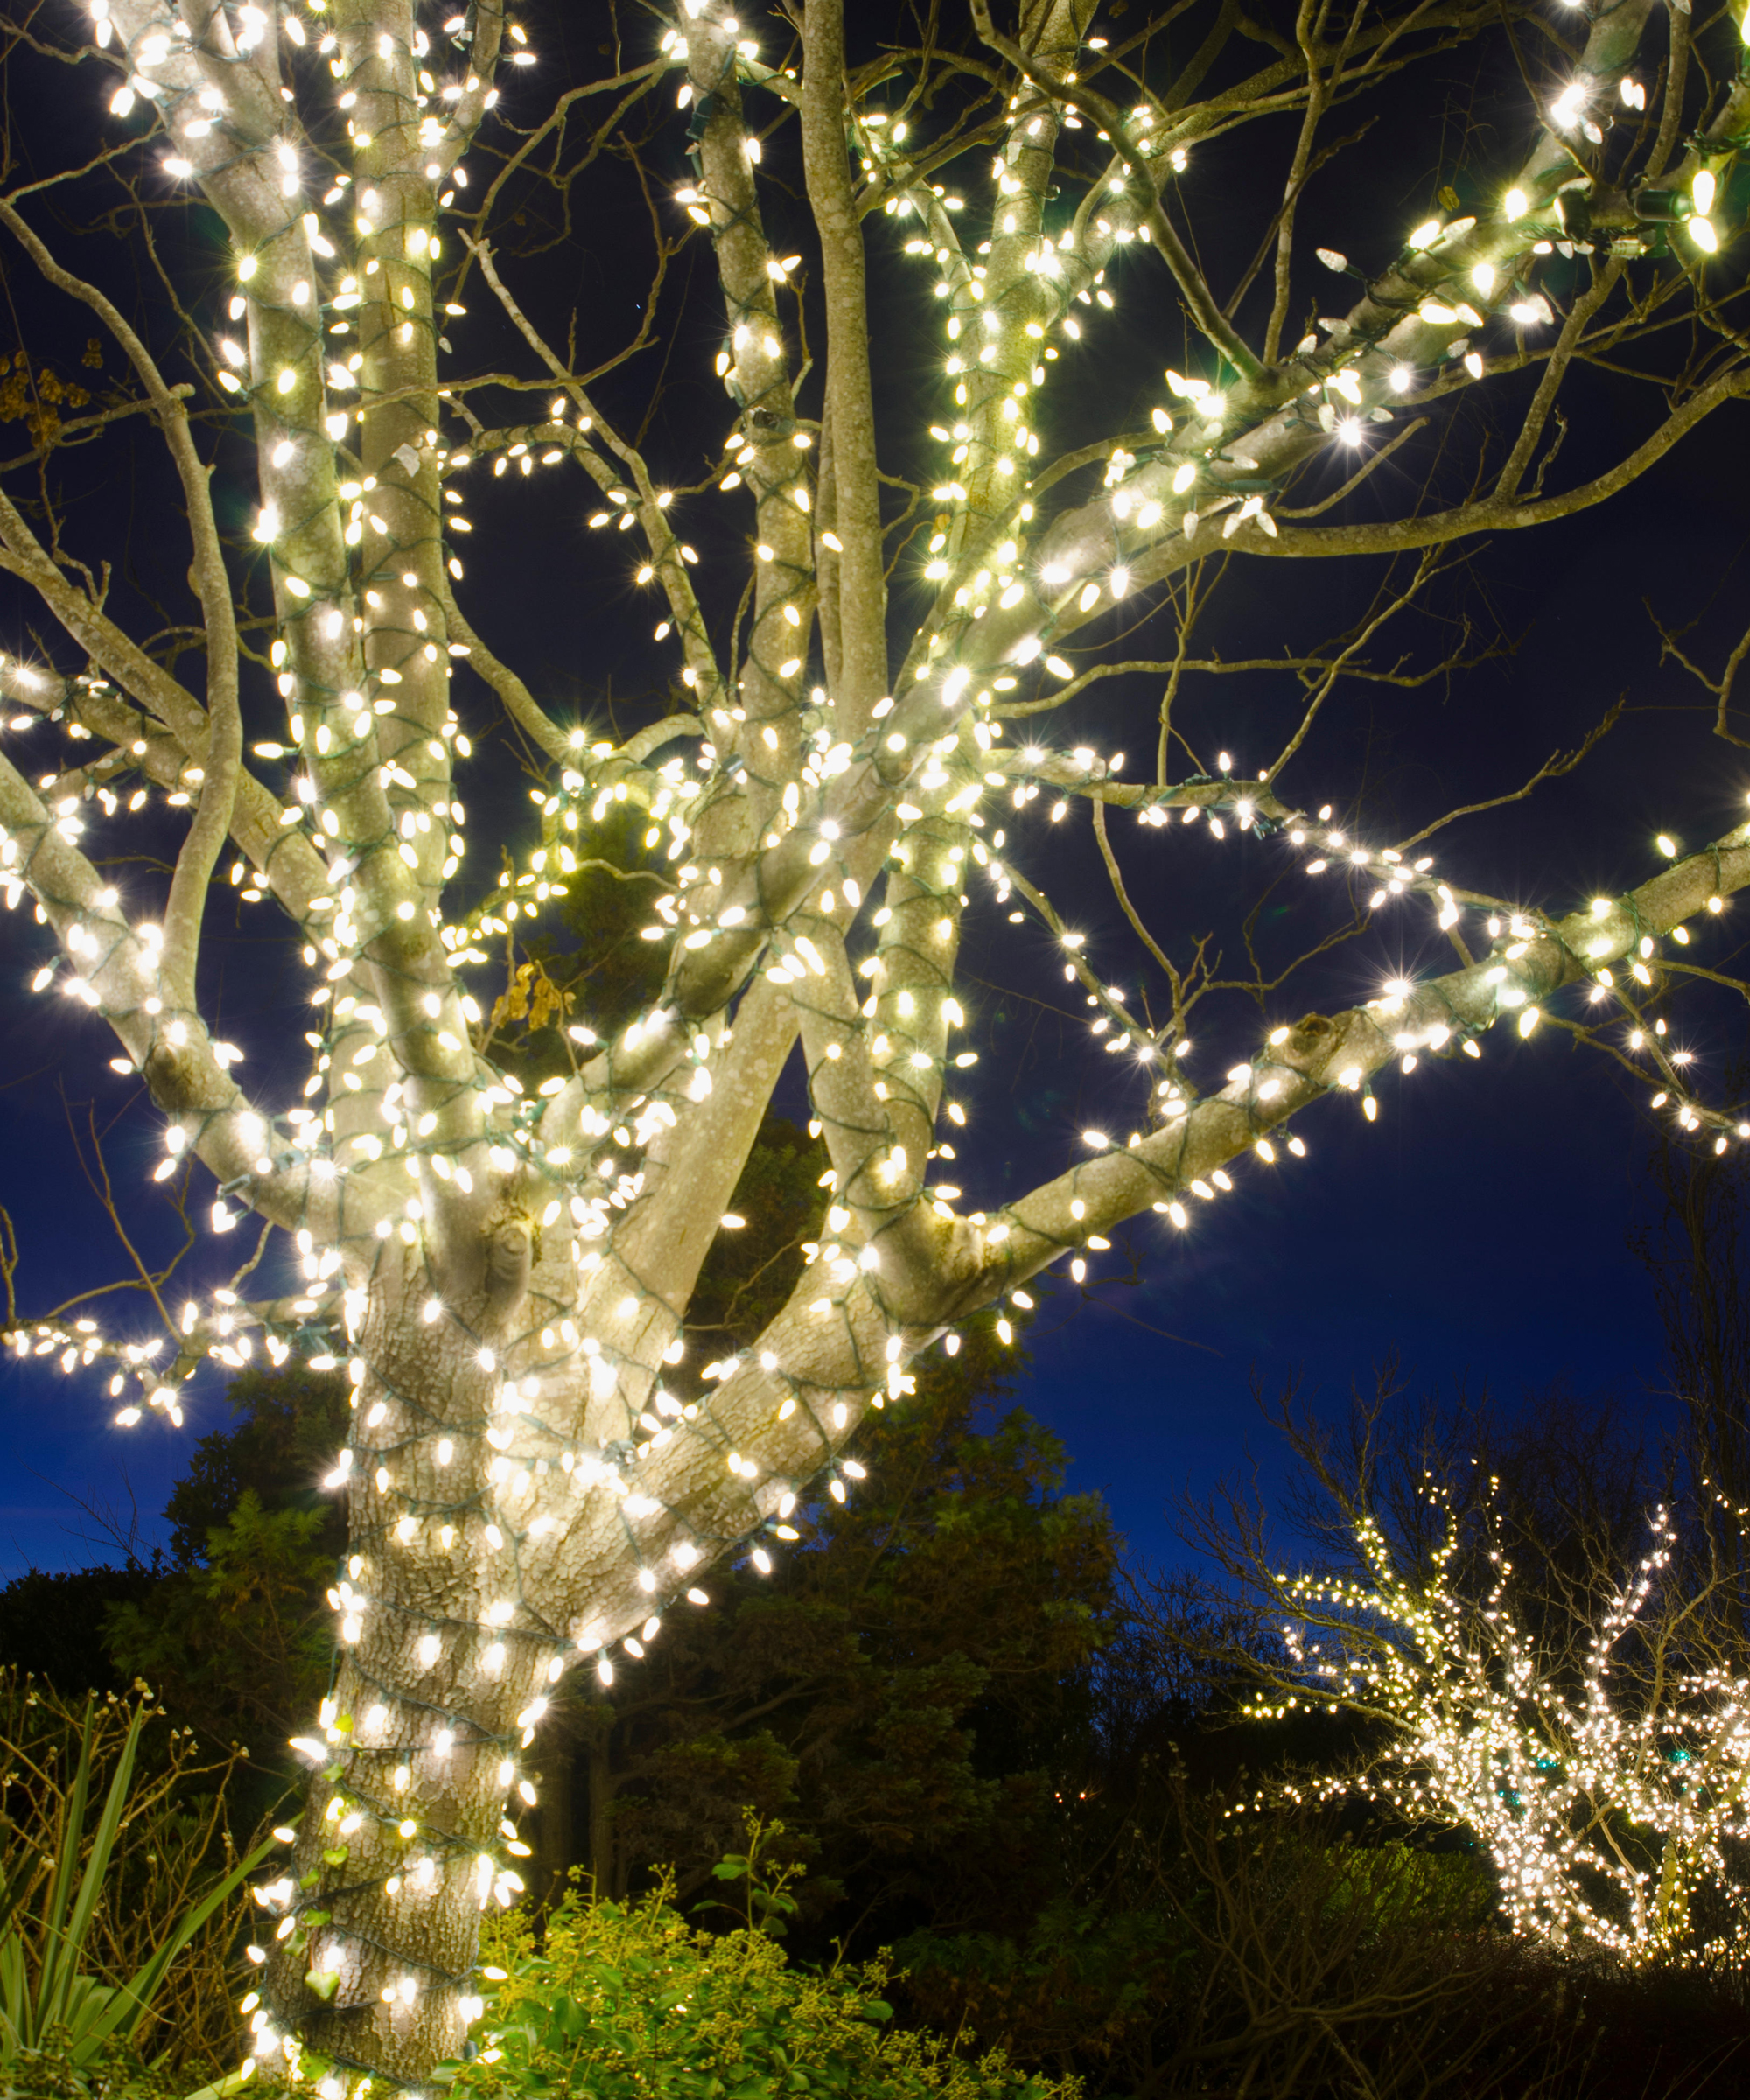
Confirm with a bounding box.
[802,0,889,731]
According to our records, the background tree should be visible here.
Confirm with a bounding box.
[0,0,1747,2085]
[1192,1376,1750,1960]
[1634,1123,1750,1642]
[0,1560,162,1697]
[0,1362,355,1760]
[549,1326,1116,1946]
[158,1361,353,1568]
[104,1489,340,1767]
[102,1362,351,1761]
[1155,1130,1750,1971]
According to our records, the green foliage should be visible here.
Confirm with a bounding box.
[437,1868,1080,2100]
[893,1903,1189,2080]
[162,1363,350,1567]
[898,1833,1498,2067]
[0,1676,270,2082]
[0,2027,242,2100]
[893,1781,1546,2098]
[690,1815,804,1940]
[570,1334,1118,1940]
[0,2032,200,2100]
[103,1492,334,1761]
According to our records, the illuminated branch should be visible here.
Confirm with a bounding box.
[435,569,570,765]
[461,243,729,718]
[970,0,1269,383]
[981,818,1750,1301]
[0,748,340,1246]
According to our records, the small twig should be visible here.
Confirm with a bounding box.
[1394,696,1625,852]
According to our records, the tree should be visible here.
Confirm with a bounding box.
[0,0,1747,2082]
[0,1562,163,1697]
[102,1362,353,1760]
[160,1361,352,1568]
[1188,1371,1750,1964]
[104,1489,339,1762]
[550,1335,1116,1942]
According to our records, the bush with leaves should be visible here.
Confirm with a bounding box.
[0,2033,211,2100]
[435,1829,1078,2100]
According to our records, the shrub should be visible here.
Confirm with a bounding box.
[896,1774,1750,2098]
[438,1871,1080,2100]
[0,2033,199,2100]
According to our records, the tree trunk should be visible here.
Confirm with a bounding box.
[258,1264,552,2082]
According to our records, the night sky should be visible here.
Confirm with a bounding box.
[1,1,1744,1579]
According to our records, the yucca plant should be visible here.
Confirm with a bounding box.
[0,1675,272,2080]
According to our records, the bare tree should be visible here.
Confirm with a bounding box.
[0,0,1748,2082]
